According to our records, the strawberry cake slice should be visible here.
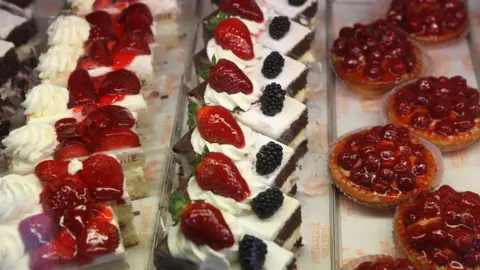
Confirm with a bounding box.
[202,1,315,63]
[188,59,308,151]
[154,194,297,270]
[23,68,147,126]
[2,104,148,200]
[194,18,309,102]
[183,152,302,250]
[173,106,306,195]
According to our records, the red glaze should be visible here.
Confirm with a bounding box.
[91,127,141,151]
[355,257,415,270]
[81,154,124,201]
[67,69,98,109]
[97,94,126,106]
[196,106,246,148]
[19,213,58,251]
[209,59,253,95]
[35,160,70,183]
[214,18,254,60]
[196,152,251,201]
[78,219,120,256]
[98,68,141,96]
[40,175,91,215]
[87,40,114,67]
[54,141,91,161]
[82,105,135,132]
[55,118,85,142]
[118,3,153,25]
[181,202,234,250]
[399,185,480,268]
[86,11,114,32]
[29,228,77,269]
[218,0,264,23]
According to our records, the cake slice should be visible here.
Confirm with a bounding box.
[173,106,306,195]
[154,195,297,270]
[194,18,308,102]
[261,0,318,28]
[188,58,308,150]
[0,0,37,47]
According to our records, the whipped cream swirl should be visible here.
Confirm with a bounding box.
[0,225,25,270]
[38,45,83,81]
[22,83,69,119]
[204,79,262,111]
[190,123,257,161]
[168,211,243,268]
[48,15,91,48]
[0,174,41,222]
[2,124,57,167]
[68,158,83,175]
[206,38,263,70]
[68,0,95,15]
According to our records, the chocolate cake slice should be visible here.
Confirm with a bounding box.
[0,1,37,46]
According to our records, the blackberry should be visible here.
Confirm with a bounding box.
[255,141,283,175]
[260,83,285,116]
[239,235,268,270]
[288,0,307,7]
[261,51,284,79]
[251,188,284,219]
[269,16,291,40]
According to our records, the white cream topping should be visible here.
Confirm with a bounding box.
[206,38,265,70]
[258,18,312,54]
[111,94,148,114]
[47,15,91,48]
[2,124,57,168]
[0,174,41,222]
[68,158,83,175]
[260,0,316,19]
[22,83,69,119]
[37,45,83,81]
[0,225,25,270]
[87,55,154,82]
[190,122,257,161]
[68,0,95,15]
[204,79,262,111]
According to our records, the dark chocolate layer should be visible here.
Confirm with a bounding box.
[193,49,308,98]
[0,48,21,87]
[4,0,33,8]
[6,19,37,47]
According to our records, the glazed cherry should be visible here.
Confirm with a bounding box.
[358,143,377,157]
[343,57,362,72]
[395,101,413,116]
[365,46,384,64]
[378,166,397,183]
[339,27,354,38]
[454,115,475,132]
[429,98,452,119]
[411,112,432,129]
[364,152,381,172]
[413,159,428,176]
[363,64,383,81]
[434,120,455,136]
[394,157,410,172]
[333,37,347,56]
[452,97,469,115]
[397,172,416,192]
[464,252,480,266]
[415,77,436,92]
[410,93,430,108]
[387,58,407,77]
[350,166,374,188]
[371,179,392,194]
[338,151,360,170]
[380,146,396,161]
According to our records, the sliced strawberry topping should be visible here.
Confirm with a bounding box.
[87,26,117,47]
[40,176,91,214]
[55,118,85,142]
[76,56,97,71]
[209,59,253,95]
[112,32,150,55]
[214,18,254,60]
[83,105,136,132]
[181,202,234,250]
[92,127,141,152]
[123,13,155,43]
[67,69,98,109]
[86,11,114,32]
[98,69,141,96]
[219,0,264,23]
[81,154,124,201]
[90,203,114,222]
[118,3,153,25]
[54,141,91,161]
[35,160,69,183]
[19,213,58,251]
[29,228,77,270]
[196,152,250,201]
[93,0,113,10]
[62,204,93,236]
[196,106,245,148]
[87,40,114,67]
[78,219,120,256]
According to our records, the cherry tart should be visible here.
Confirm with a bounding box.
[387,0,468,45]
[332,19,424,98]
[394,185,480,269]
[386,76,480,152]
[328,124,441,208]
[345,255,416,270]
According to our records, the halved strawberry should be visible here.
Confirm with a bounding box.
[87,26,117,47]
[83,105,135,132]
[78,219,120,257]
[35,160,69,183]
[169,194,234,250]
[93,0,113,10]
[81,154,124,201]
[196,152,251,201]
[123,13,154,43]
[118,3,153,25]
[40,175,91,214]
[54,141,91,161]
[86,11,114,32]
[62,204,94,236]
[76,55,97,70]
[55,118,85,142]
[219,0,264,23]
[196,105,245,148]
[214,18,254,60]
[29,228,77,270]
[19,213,58,251]
[88,40,114,67]
[67,69,98,109]
[92,127,141,152]
[209,59,253,95]
[98,69,141,96]
[112,32,150,55]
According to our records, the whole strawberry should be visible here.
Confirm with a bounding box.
[169,193,234,251]
[214,18,254,60]
[196,152,251,201]
[219,0,264,23]
[209,59,253,95]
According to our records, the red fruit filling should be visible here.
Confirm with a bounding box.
[86,11,114,32]
[332,19,418,81]
[77,219,120,257]
[391,76,480,136]
[40,175,91,215]
[399,185,480,268]
[83,105,135,132]
[81,154,124,201]
[35,160,70,183]
[29,228,77,269]
[67,69,98,109]
[337,124,432,194]
[54,141,91,161]
[91,127,141,152]
[355,258,415,270]
[98,68,141,96]
[387,0,468,38]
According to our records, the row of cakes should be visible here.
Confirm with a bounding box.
[0,1,166,269]
[326,1,480,270]
[154,0,319,269]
